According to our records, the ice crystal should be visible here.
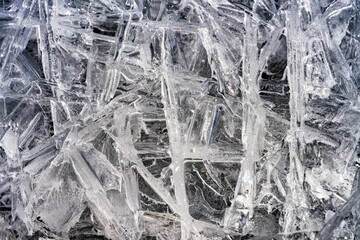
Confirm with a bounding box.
[0,0,359,239]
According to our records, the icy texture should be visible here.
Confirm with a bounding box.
[0,0,360,239]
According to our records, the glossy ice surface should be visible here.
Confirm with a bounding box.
[0,0,359,239]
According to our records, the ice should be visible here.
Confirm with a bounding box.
[0,0,360,239]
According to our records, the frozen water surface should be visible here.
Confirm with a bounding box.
[0,0,360,239]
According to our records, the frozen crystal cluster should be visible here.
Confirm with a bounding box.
[0,0,360,239]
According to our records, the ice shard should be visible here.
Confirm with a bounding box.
[0,0,360,239]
